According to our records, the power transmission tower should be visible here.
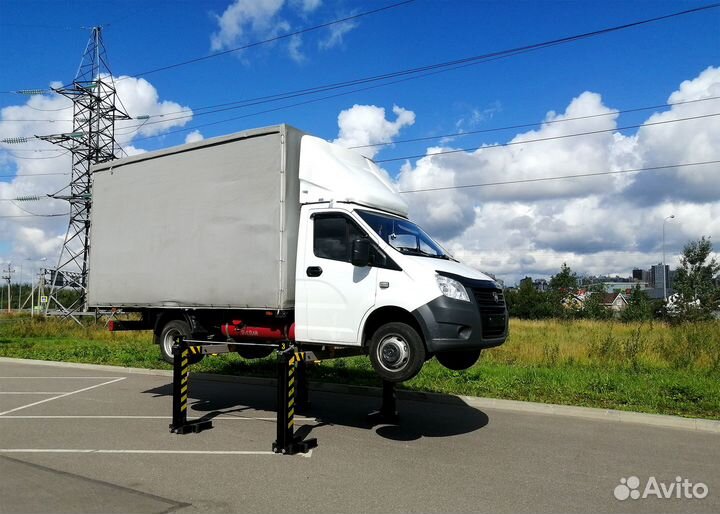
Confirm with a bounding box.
[39,26,129,320]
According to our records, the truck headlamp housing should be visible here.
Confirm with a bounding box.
[436,274,470,302]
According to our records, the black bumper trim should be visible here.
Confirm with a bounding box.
[412,292,508,353]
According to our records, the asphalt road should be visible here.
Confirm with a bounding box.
[0,360,717,514]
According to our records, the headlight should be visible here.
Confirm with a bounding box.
[436,274,470,302]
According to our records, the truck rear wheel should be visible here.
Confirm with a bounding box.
[436,349,482,371]
[158,319,195,364]
[369,322,426,383]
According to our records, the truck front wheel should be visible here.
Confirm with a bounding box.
[158,319,194,364]
[369,322,426,383]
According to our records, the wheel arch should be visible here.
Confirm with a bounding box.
[361,305,428,351]
[152,310,195,343]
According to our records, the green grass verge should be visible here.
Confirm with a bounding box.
[0,319,718,420]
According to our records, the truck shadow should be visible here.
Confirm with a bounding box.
[142,378,489,442]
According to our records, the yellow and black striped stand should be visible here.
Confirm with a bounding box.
[272,347,317,455]
[169,337,213,434]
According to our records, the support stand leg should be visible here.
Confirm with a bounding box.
[368,380,399,424]
[273,347,317,455]
[169,337,212,434]
[295,356,310,412]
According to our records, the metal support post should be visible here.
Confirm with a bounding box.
[295,353,310,412]
[169,337,212,434]
[368,380,399,424]
[272,346,317,455]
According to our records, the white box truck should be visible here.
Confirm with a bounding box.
[88,124,507,382]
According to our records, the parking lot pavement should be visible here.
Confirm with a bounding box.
[0,359,718,514]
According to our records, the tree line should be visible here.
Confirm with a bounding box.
[505,237,720,323]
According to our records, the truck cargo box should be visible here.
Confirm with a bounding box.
[87,125,303,310]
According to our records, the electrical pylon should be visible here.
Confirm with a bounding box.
[39,26,129,320]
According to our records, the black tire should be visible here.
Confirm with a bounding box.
[369,322,426,383]
[237,346,274,360]
[436,349,482,371]
[158,319,195,364]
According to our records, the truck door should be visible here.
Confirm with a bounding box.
[296,211,377,344]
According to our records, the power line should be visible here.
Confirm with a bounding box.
[351,96,720,149]
[0,22,88,30]
[121,3,720,117]
[129,71,437,142]
[0,173,69,178]
[3,107,717,170]
[0,213,68,218]
[397,160,720,194]
[376,112,720,163]
[5,157,717,202]
[0,148,69,152]
[0,119,73,122]
[4,3,717,133]
[18,103,72,113]
[113,3,720,131]
[4,150,71,160]
[14,2,713,128]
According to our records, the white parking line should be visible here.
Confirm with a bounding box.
[0,448,312,457]
[0,392,72,395]
[0,377,122,379]
[0,377,126,416]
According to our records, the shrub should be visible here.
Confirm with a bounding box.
[621,324,646,371]
[589,325,620,364]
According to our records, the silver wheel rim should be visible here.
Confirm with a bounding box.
[163,328,181,359]
[376,334,410,372]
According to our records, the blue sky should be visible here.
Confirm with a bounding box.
[0,0,719,284]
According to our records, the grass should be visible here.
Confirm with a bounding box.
[0,315,718,419]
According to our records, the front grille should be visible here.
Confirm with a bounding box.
[471,287,507,339]
[473,288,505,306]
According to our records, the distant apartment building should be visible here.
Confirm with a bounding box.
[628,263,674,300]
[533,278,548,292]
[632,268,651,282]
[650,263,671,290]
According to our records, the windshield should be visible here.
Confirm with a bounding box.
[357,210,450,259]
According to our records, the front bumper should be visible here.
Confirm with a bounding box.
[411,281,508,353]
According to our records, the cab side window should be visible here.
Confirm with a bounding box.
[313,215,364,262]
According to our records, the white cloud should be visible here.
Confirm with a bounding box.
[624,66,720,205]
[291,0,321,12]
[184,130,204,144]
[211,0,356,63]
[319,20,357,50]
[288,34,305,63]
[112,75,193,141]
[395,67,720,284]
[0,76,193,267]
[211,0,288,52]
[334,104,415,159]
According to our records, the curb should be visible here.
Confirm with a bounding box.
[1,357,718,434]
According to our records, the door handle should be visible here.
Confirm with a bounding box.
[306,266,323,277]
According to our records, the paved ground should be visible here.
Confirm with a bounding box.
[0,360,717,514]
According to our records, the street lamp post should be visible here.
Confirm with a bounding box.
[663,214,675,301]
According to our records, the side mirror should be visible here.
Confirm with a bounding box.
[351,238,370,267]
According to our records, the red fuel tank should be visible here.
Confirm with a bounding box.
[221,320,295,341]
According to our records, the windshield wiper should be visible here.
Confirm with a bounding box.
[396,247,450,259]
